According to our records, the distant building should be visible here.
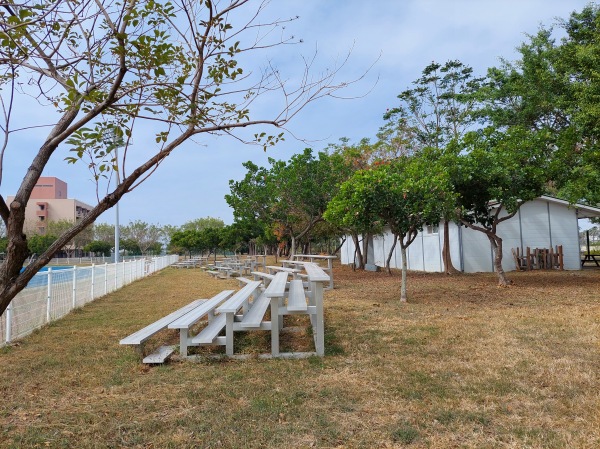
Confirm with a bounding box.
[8,177,94,235]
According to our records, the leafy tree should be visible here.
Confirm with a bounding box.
[226,161,274,252]
[27,234,57,256]
[146,242,163,255]
[323,169,385,270]
[478,5,600,204]
[170,230,202,257]
[161,224,180,254]
[325,138,381,265]
[93,223,116,245]
[180,217,225,232]
[220,223,252,255]
[83,240,112,257]
[46,220,93,257]
[120,238,141,256]
[201,227,223,260]
[453,127,552,286]
[325,156,452,300]
[121,220,163,255]
[227,149,352,257]
[270,149,351,255]
[0,0,359,315]
[384,60,483,274]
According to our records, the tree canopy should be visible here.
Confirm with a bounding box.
[226,148,352,256]
[478,5,600,204]
[326,155,453,300]
[0,0,359,315]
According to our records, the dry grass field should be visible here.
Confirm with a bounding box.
[0,261,599,448]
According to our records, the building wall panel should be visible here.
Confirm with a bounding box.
[548,202,580,269]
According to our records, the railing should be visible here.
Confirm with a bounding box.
[0,254,179,346]
[45,255,149,265]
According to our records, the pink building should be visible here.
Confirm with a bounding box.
[8,177,93,235]
[30,176,68,200]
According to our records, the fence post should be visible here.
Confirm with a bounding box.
[104,262,108,295]
[72,266,77,309]
[122,260,125,287]
[5,301,13,344]
[46,268,52,323]
[91,264,95,301]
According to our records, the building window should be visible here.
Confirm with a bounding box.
[39,216,45,221]
[426,225,439,235]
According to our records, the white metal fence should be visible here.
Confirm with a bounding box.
[0,254,178,346]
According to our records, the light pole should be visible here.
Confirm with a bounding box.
[104,127,123,264]
[114,143,120,264]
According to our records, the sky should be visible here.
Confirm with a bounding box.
[0,0,593,228]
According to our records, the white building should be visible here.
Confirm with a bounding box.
[340,196,600,272]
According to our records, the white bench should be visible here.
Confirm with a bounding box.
[239,293,271,328]
[120,298,207,362]
[266,265,301,273]
[215,266,234,278]
[263,271,289,356]
[236,276,254,286]
[291,254,336,290]
[286,279,308,312]
[168,290,234,357]
[304,263,329,355]
[215,281,264,355]
[251,271,275,286]
[190,313,226,345]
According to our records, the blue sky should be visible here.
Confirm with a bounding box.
[0,0,592,228]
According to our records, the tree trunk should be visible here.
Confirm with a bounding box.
[351,233,363,270]
[386,234,398,275]
[442,220,460,274]
[302,241,309,254]
[290,235,296,257]
[361,233,370,267]
[400,243,408,302]
[487,234,511,286]
[332,237,346,256]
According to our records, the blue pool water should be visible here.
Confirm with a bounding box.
[21,266,77,288]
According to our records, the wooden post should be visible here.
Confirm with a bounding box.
[527,247,532,271]
[558,245,564,270]
[549,247,554,269]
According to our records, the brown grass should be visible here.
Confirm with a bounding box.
[0,262,599,448]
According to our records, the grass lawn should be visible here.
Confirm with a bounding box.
[0,262,599,448]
